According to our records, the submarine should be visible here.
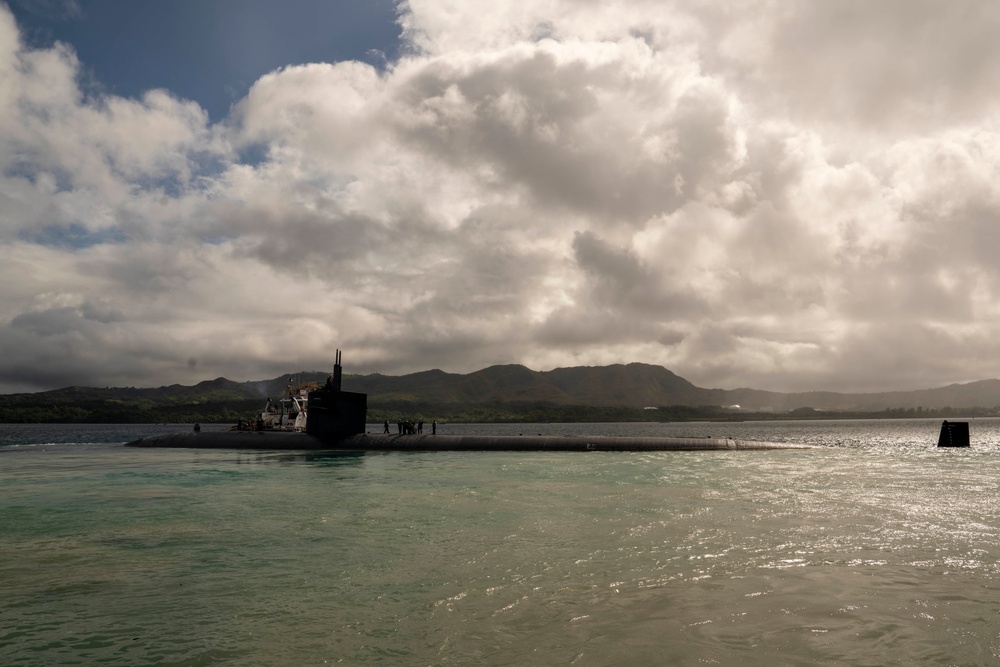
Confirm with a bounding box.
[126,351,811,452]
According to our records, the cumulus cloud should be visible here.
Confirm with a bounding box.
[5,1,1000,394]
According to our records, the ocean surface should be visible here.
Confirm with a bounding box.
[4,419,1000,666]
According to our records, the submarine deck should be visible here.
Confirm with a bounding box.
[126,431,812,451]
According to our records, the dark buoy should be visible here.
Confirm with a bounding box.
[937,420,970,447]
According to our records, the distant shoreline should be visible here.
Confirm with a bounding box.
[2,411,996,426]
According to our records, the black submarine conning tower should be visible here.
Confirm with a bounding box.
[306,349,367,438]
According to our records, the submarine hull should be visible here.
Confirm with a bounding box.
[126,431,811,451]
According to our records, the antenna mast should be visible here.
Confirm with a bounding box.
[332,349,343,391]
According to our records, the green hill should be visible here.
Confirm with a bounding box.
[3,364,1000,423]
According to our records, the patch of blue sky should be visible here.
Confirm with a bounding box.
[4,160,76,193]
[129,172,189,199]
[237,142,271,168]
[189,149,231,178]
[124,149,232,198]
[7,0,403,123]
[20,222,127,249]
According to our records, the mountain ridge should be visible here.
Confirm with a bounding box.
[7,363,1000,414]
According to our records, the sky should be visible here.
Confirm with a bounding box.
[3,1,1000,395]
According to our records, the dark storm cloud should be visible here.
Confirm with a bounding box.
[571,230,708,316]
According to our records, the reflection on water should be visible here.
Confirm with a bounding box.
[4,420,1000,665]
[231,450,367,466]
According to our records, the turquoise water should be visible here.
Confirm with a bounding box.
[4,420,1000,665]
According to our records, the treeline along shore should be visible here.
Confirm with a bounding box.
[4,363,1000,423]
[0,396,996,425]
